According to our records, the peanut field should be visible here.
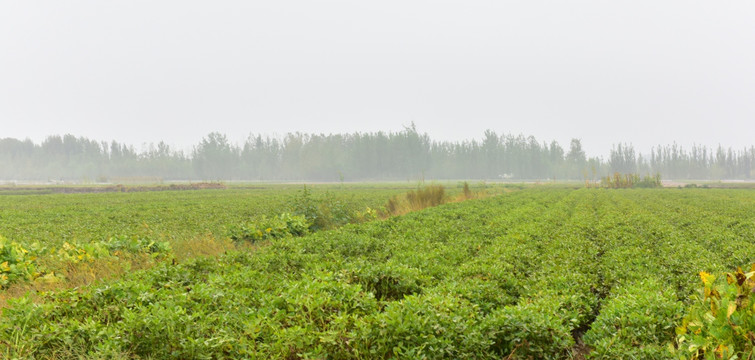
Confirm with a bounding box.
[1,186,754,359]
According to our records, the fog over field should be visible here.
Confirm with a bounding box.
[4,4,755,358]
[0,0,755,183]
[1,1,754,180]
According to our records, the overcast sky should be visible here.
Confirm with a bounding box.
[1,1,753,157]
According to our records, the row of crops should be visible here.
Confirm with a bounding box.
[1,187,754,358]
[0,185,422,293]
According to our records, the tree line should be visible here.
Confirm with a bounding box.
[1,127,752,181]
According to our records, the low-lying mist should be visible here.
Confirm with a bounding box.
[1,128,753,182]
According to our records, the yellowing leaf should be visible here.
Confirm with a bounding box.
[676,326,687,335]
[727,302,737,319]
[700,271,714,286]
[727,273,736,285]
[711,288,721,299]
[715,344,729,357]
[37,272,59,284]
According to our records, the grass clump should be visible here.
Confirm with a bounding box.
[600,173,662,189]
[385,184,447,216]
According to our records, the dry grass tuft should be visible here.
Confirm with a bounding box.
[385,185,446,216]
[171,234,237,262]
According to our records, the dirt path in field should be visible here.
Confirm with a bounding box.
[571,342,591,360]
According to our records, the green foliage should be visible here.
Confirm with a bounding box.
[56,241,111,263]
[105,235,172,258]
[584,280,683,359]
[56,237,172,264]
[346,261,427,300]
[0,235,36,288]
[2,187,755,358]
[600,172,662,188]
[289,185,374,231]
[0,185,405,287]
[675,266,755,359]
[279,212,310,236]
[228,213,310,243]
[483,299,575,359]
[356,293,490,358]
[351,206,379,223]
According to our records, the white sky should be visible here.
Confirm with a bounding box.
[1,1,753,157]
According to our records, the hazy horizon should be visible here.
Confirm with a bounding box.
[2,1,754,157]
[2,127,754,161]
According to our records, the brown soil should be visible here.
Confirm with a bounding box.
[571,342,592,360]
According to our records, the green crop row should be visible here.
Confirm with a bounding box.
[0,184,425,289]
[0,187,753,358]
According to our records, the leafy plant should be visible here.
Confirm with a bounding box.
[105,235,172,258]
[483,299,575,359]
[600,172,662,188]
[676,266,755,359]
[228,213,310,243]
[2,187,755,358]
[0,235,37,287]
[57,241,110,263]
[289,186,362,230]
[584,279,683,359]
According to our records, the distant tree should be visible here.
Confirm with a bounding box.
[566,139,586,177]
[482,130,500,178]
[609,143,637,174]
[193,132,238,180]
[1,130,753,181]
[566,139,586,163]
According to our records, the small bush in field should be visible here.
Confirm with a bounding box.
[228,213,310,243]
[289,186,363,230]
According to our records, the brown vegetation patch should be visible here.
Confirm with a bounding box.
[0,235,237,310]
